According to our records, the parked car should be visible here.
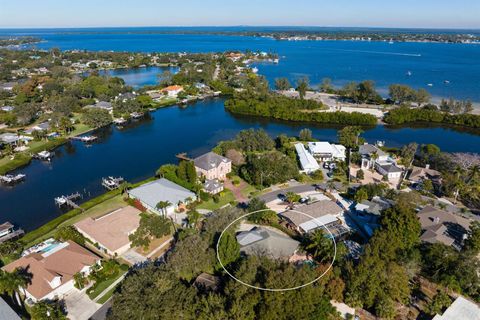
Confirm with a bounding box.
[277,193,287,201]
[329,163,337,170]
[299,197,309,204]
[323,162,330,169]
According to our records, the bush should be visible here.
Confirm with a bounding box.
[356,169,365,180]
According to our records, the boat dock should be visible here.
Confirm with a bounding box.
[0,222,24,243]
[130,112,144,119]
[0,174,26,184]
[71,135,98,143]
[101,176,125,190]
[54,192,84,211]
[33,150,53,161]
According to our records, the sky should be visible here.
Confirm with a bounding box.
[1,0,479,29]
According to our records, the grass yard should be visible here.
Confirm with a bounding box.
[88,265,129,300]
[134,234,172,256]
[197,189,236,211]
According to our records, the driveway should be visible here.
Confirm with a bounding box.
[121,249,147,265]
[63,288,100,320]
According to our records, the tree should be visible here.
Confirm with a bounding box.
[225,149,245,166]
[303,230,335,263]
[339,126,363,182]
[30,300,67,320]
[356,169,364,180]
[415,88,431,105]
[82,108,112,128]
[74,272,88,289]
[274,78,291,91]
[242,151,298,187]
[156,201,172,216]
[296,77,309,100]
[298,128,312,141]
[464,221,480,255]
[0,268,31,306]
[129,214,171,250]
[426,291,452,316]
[320,78,333,93]
[54,226,85,245]
[285,192,301,204]
[235,129,275,152]
[354,188,368,202]
[217,231,240,267]
[423,179,434,193]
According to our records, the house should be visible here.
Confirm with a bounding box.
[295,143,320,173]
[0,82,17,91]
[432,296,480,320]
[280,200,346,235]
[116,92,137,102]
[0,106,14,112]
[0,297,21,320]
[161,85,184,97]
[0,133,20,146]
[417,206,472,249]
[24,121,50,135]
[194,152,232,180]
[74,206,142,256]
[84,101,113,112]
[203,179,224,195]
[2,240,100,303]
[193,273,221,292]
[236,226,300,260]
[408,165,442,184]
[0,222,24,243]
[128,178,196,216]
[359,143,403,180]
[355,196,392,217]
[308,142,346,162]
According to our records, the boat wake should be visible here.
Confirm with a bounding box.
[333,49,422,57]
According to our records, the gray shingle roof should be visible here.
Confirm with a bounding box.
[0,296,22,320]
[128,178,196,209]
[236,227,299,260]
[281,200,344,226]
[359,144,386,157]
[194,152,231,171]
[204,179,223,192]
[380,164,403,173]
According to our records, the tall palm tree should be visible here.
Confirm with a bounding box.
[0,268,31,307]
[467,165,480,185]
[156,201,172,216]
[303,230,334,263]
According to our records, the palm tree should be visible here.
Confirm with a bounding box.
[156,201,172,216]
[303,230,334,263]
[0,268,31,307]
[467,165,480,185]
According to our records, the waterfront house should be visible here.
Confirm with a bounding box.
[74,206,142,256]
[307,142,346,162]
[116,92,137,102]
[194,152,232,180]
[280,200,347,236]
[161,85,184,97]
[128,178,196,216]
[295,143,320,173]
[0,222,24,243]
[84,101,113,112]
[2,240,100,303]
[236,226,300,260]
[408,165,442,185]
[0,133,20,146]
[432,296,480,320]
[417,206,472,249]
[359,143,403,180]
[203,179,224,195]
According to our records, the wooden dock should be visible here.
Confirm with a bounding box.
[54,192,84,211]
[176,153,192,161]
[0,174,26,184]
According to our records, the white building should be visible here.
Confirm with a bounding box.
[308,142,346,162]
[359,143,403,180]
[128,178,197,216]
[294,143,320,173]
[433,296,480,320]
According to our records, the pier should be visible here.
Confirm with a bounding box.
[54,192,84,211]
[102,176,125,190]
[0,174,26,184]
[71,135,98,143]
[33,150,53,161]
[176,153,192,161]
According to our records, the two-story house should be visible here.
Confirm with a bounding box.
[194,152,232,194]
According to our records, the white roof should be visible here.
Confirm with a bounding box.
[433,296,480,320]
[308,142,346,159]
[128,178,196,210]
[295,143,320,172]
[299,214,338,233]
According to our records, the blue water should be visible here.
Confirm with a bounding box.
[96,66,178,88]
[0,27,479,232]
[1,99,479,231]
[2,27,480,101]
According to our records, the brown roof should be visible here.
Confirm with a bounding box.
[418,206,472,247]
[409,166,441,182]
[2,241,100,300]
[194,273,221,291]
[74,206,141,253]
[280,200,344,226]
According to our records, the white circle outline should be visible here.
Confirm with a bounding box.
[216,208,337,292]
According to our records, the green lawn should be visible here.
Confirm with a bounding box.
[197,189,236,211]
[97,285,118,304]
[88,266,128,300]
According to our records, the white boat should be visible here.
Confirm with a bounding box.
[427,83,433,87]
[0,174,26,184]
[251,67,259,73]
[444,80,450,84]
[389,39,394,44]
[36,151,53,160]
[406,71,412,76]
[113,118,127,125]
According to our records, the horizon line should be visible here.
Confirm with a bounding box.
[1,25,480,31]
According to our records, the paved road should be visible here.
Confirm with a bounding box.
[258,182,359,203]
[90,301,111,320]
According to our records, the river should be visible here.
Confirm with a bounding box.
[0,27,479,231]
